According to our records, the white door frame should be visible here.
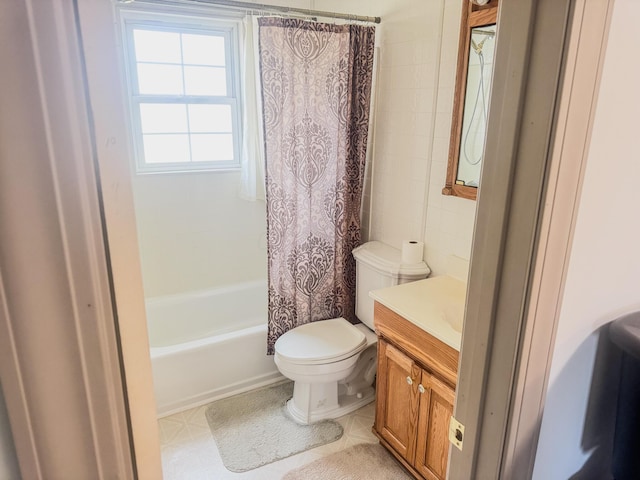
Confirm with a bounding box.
[499,0,614,477]
[0,0,140,478]
[450,0,614,478]
[75,0,165,477]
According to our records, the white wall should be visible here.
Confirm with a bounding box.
[533,1,640,478]
[0,387,19,480]
[422,0,476,277]
[364,0,443,251]
[132,172,266,298]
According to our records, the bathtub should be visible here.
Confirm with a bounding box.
[146,279,283,417]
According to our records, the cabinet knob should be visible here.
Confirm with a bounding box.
[418,384,425,394]
[406,376,413,385]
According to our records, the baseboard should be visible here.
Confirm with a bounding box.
[157,371,287,417]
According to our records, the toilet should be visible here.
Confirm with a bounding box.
[274,241,430,424]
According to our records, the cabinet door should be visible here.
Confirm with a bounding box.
[375,340,421,462]
[414,372,456,480]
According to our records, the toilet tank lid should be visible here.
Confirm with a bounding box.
[353,241,431,278]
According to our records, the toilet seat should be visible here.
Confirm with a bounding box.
[274,318,367,365]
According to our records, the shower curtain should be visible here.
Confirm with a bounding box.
[258,18,375,353]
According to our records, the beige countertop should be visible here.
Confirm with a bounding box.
[369,276,466,351]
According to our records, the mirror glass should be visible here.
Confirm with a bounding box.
[443,0,499,201]
[456,25,496,188]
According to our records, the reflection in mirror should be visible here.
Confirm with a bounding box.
[457,25,495,188]
[443,0,499,201]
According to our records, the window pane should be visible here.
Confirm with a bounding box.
[190,134,234,161]
[184,66,226,96]
[137,64,184,95]
[140,104,188,133]
[182,34,226,66]
[188,104,232,133]
[143,134,190,163]
[133,30,181,64]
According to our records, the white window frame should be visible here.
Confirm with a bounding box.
[118,8,243,174]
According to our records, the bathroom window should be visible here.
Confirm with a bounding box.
[121,13,242,173]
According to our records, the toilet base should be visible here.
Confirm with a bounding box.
[283,342,378,425]
[285,384,375,425]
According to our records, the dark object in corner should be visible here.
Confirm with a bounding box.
[609,311,640,480]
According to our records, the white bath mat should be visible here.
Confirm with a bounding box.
[282,443,413,479]
[204,381,343,472]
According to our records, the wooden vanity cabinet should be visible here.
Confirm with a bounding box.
[373,302,459,480]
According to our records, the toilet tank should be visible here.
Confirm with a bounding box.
[352,241,431,330]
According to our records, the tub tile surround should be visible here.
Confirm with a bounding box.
[132,171,267,298]
[158,400,378,479]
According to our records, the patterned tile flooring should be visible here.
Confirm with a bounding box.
[158,394,379,479]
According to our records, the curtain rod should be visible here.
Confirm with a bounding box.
[119,0,381,24]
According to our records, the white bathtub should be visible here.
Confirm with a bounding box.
[146,280,283,417]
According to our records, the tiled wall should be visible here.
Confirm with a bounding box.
[314,0,478,277]
[366,0,442,249]
[364,0,477,277]
[424,0,477,277]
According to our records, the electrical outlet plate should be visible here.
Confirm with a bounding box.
[449,416,465,451]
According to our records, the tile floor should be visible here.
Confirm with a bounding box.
[158,394,379,479]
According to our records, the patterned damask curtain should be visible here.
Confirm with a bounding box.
[258,18,375,353]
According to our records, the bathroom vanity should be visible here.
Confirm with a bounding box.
[370,276,464,480]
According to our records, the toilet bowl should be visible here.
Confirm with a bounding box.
[275,319,378,424]
[274,241,430,425]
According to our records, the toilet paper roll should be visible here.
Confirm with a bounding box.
[401,240,424,264]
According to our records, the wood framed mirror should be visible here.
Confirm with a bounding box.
[443,0,499,201]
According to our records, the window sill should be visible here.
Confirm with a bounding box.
[134,166,241,176]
